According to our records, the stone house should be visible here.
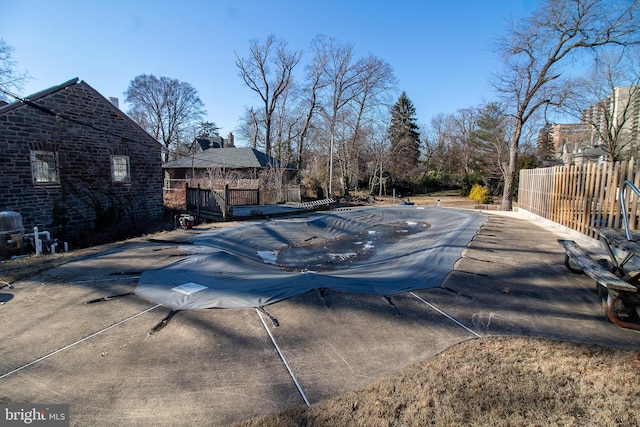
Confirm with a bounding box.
[0,78,164,248]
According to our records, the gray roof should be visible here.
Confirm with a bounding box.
[0,77,162,150]
[0,78,80,114]
[162,147,296,170]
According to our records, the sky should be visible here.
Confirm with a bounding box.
[1,0,537,145]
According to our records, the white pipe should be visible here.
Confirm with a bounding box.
[23,231,51,240]
[34,226,40,256]
[23,227,51,256]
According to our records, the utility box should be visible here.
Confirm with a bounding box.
[0,211,25,258]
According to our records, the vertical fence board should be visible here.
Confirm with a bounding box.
[518,160,640,237]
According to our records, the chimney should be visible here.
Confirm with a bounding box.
[227,132,235,147]
[109,97,119,109]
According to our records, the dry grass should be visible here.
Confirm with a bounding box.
[359,191,502,210]
[236,336,640,427]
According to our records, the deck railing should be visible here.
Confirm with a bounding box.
[518,159,640,238]
[185,185,301,220]
[186,185,228,220]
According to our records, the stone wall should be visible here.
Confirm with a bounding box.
[0,80,164,248]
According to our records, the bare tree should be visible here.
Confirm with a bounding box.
[367,121,391,196]
[450,107,480,192]
[235,35,301,158]
[567,47,640,160]
[271,80,300,166]
[312,35,396,196]
[493,0,640,210]
[124,74,206,162]
[237,107,263,150]
[426,113,456,181]
[474,102,512,187]
[295,43,330,172]
[0,39,29,101]
[341,55,395,194]
[313,35,362,196]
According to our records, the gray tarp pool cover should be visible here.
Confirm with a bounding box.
[137,207,486,310]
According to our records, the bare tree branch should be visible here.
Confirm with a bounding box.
[235,35,301,158]
[124,74,206,162]
[493,0,640,210]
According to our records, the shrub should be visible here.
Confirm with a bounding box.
[468,184,493,204]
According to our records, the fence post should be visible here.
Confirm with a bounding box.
[185,182,189,211]
[197,184,201,218]
[223,184,229,220]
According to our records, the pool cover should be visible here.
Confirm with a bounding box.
[136,206,486,309]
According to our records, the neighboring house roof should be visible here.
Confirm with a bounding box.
[0,77,163,151]
[196,136,224,150]
[162,147,296,170]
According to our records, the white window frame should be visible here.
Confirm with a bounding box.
[30,150,60,185]
[111,155,131,184]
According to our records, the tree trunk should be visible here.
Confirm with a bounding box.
[501,120,522,211]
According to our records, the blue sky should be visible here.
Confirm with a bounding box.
[2,0,536,144]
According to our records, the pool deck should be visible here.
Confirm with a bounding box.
[1,207,639,426]
[188,199,335,221]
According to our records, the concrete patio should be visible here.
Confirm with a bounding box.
[1,208,638,426]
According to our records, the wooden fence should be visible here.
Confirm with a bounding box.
[186,185,229,220]
[186,186,261,220]
[185,184,301,220]
[518,159,640,239]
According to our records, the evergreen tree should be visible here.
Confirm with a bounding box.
[474,102,509,187]
[536,123,555,165]
[387,92,421,187]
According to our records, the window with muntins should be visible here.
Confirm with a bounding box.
[30,150,59,185]
[111,155,130,183]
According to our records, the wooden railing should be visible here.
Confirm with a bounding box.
[186,185,228,220]
[184,186,265,220]
[518,159,640,238]
[185,184,302,220]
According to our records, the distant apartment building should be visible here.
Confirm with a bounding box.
[545,86,640,165]
[548,123,601,165]
[581,85,640,159]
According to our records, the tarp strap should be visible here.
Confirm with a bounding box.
[84,292,133,304]
[315,288,328,307]
[148,310,179,335]
[257,306,279,327]
[384,296,401,317]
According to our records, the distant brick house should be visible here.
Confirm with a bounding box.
[0,78,164,248]
[162,146,299,206]
[162,146,295,182]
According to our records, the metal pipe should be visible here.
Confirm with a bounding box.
[620,180,640,241]
[606,293,640,331]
